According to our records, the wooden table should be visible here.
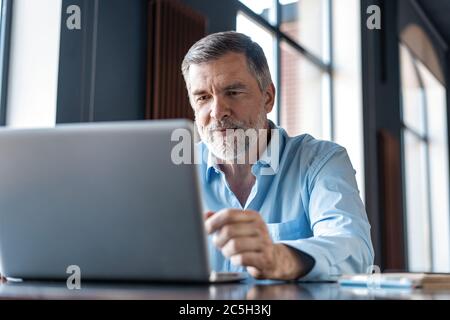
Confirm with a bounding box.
[1,279,449,300]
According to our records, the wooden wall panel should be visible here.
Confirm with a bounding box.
[146,0,206,120]
[378,129,407,271]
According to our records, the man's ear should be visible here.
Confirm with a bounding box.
[264,83,276,114]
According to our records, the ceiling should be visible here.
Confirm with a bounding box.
[416,0,450,45]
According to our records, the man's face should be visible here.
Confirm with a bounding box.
[187,52,275,161]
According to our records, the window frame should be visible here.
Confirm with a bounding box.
[0,0,13,126]
[400,45,434,269]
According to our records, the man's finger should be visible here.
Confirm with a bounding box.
[221,237,263,258]
[246,266,267,279]
[203,211,214,220]
[205,209,257,234]
[230,251,264,270]
[213,223,260,248]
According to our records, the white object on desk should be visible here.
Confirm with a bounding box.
[338,273,450,289]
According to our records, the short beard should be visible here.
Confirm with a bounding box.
[196,111,267,163]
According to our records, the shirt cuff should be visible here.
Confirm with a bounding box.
[278,239,336,281]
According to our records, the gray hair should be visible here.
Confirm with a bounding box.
[181,31,272,92]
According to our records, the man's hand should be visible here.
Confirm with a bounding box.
[204,209,314,280]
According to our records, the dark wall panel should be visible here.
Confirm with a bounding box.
[57,0,148,123]
[179,0,238,33]
[93,0,148,121]
[361,0,403,270]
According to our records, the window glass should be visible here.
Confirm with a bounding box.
[417,61,450,272]
[280,0,327,60]
[403,129,432,272]
[238,0,276,24]
[236,12,277,123]
[400,45,425,135]
[280,41,325,138]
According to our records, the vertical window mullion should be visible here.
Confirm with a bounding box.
[0,0,12,126]
[327,0,334,141]
[274,0,281,125]
[422,86,434,271]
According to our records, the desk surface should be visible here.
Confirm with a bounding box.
[1,279,450,300]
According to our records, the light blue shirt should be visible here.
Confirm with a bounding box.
[196,122,374,280]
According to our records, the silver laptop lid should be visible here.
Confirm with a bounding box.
[0,119,210,282]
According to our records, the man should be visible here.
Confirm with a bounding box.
[181,31,374,281]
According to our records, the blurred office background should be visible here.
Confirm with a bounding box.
[0,0,449,273]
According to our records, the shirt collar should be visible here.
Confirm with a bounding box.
[206,150,219,175]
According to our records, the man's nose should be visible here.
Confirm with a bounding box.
[210,96,231,121]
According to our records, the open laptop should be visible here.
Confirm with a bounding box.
[0,119,246,283]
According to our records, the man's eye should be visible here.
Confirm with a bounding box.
[197,95,209,102]
[227,91,241,97]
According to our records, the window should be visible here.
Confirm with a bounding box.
[236,11,277,123]
[400,43,450,272]
[280,40,325,139]
[5,0,62,128]
[237,0,365,199]
[237,0,330,138]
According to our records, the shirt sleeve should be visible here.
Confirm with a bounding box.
[279,147,374,281]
